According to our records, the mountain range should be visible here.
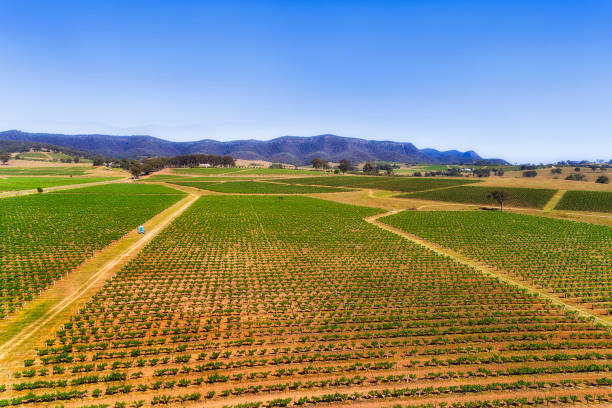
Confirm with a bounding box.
[0,130,508,165]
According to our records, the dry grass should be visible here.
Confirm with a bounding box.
[495,167,612,191]
[310,188,479,211]
[314,188,612,227]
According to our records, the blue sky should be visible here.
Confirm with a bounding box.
[1,0,611,163]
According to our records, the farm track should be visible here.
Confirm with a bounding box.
[0,189,199,373]
[0,177,129,198]
[543,189,566,212]
[365,210,612,329]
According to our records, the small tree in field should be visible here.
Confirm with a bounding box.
[311,158,329,169]
[129,164,142,178]
[362,162,377,174]
[0,152,9,164]
[488,190,508,212]
[338,159,350,174]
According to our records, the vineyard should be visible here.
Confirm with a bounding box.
[555,190,612,213]
[403,186,557,209]
[0,177,118,192]
[171,168,319,176]
[54,184,185,195]
[380,211,612,316]
[0,184,184,319]
[167,180,350,194]
[0,168,88,176]
[146,175,258,182]
[277,176,479,192]
[3,196,612,407]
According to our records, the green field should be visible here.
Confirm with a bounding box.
[0,177,119,192]
[0,167,88,176]
[555,190,612,213]
[395,164,457,173]
[170,180,350,194]
[381,210,612,313]
[0,189,183,318]
[146,174,259,182]
[279,175,479,192]
[52,183,184,195]
[171,167,323,176]
[16,152,48,161]
[404,185,557,208]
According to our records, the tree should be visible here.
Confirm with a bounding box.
[311,158,329,169]
[377,164,394,176]
[362,162,377,174]
[93,156,105,166]
[338,159,350,174]
[0,152,9,164]
[129,164,142,178]
[565,173,586,181]
[488,190,509,212]
[596,175,609,184]
[550,168,562,174]
[522,170,537,178]
[73,156,80,163]
[474,168,491,177]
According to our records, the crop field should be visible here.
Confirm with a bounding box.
[54,183,185,195]
[170,168,252,175]
[0,177,118,192]
[3,196,612,407]
[17,152,49,161]
[0,185,184,318]
[0,168,88,176]
[403,186,557,209]
[555,190,612,213]
[278,176,479,192]
[381,211,612,316]
[146,175,260,182]
[171,167,323,176]
[169,180,351,194]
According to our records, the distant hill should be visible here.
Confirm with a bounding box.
[0,139,94,158]
[0,130,508,165]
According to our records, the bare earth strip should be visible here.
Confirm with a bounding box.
[543,189,566,212]
[365,210,612,329]
[0,190,199,374]
[0,177,130,198]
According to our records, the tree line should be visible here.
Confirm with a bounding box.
[95,154,236,178]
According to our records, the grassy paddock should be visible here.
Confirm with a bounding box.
[404,185,557,208]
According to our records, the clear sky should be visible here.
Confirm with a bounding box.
[1,0,611,163]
